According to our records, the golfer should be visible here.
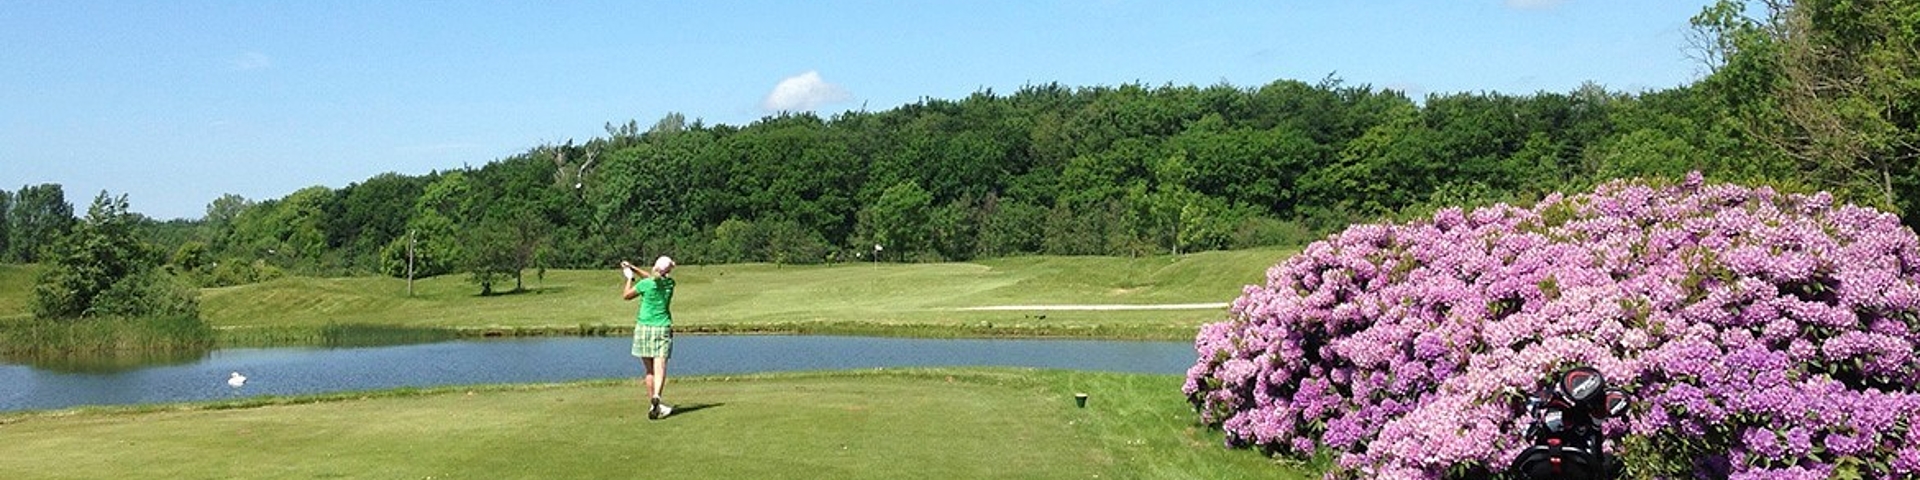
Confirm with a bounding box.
[622,256,677,420]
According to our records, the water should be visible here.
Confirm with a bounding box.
[0,335,1196,412]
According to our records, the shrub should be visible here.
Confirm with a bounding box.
[1230,215,1319,249]
[1185,173,1920,479]
[32,192,160,319]
[88,268,199,319]
[204,258,285,287]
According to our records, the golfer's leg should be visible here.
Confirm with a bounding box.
[641,357,657,399]
[649,356,668,399]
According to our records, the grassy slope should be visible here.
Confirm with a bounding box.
[0,264,37,322]
[191,247,1293,336]
[0,368,1307,480]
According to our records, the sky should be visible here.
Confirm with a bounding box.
[2,0,1721,221]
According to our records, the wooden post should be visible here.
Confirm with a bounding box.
[406,230,416,297]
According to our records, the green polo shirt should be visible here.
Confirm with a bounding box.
[634,277,675,327]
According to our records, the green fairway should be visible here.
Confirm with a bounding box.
[0,253,1306,477]
[0,368,1307,480]
[189,248,1292,341]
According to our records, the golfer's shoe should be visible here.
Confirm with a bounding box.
[648,397,662,420]
[657,403,673,419]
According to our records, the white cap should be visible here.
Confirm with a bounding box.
[654,256,675,274]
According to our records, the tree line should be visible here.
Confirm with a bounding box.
[8,0,1914,299]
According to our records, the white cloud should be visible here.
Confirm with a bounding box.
[760,71,852,112]
[1504,0,1565,10]
[231,51,273,71]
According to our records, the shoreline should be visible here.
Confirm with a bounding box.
[210,319,1200,348]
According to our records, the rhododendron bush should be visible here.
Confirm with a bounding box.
[1185,174,1920,479]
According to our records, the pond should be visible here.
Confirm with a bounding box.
[0,335,1196,412]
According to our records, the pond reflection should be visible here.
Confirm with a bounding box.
[1,348,211,374]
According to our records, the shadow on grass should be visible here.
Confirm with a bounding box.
[472,286,571,298]
[667,402,724,418]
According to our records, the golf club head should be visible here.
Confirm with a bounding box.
[1559,367,1606,406]
[1603,388,1629,418]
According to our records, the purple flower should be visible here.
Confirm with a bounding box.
[1825,431,1868,457]
[1894,447,1920,475]
[1185,174,1920,479]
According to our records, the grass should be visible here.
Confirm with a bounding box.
[0,251,1306,476]
[0,264,37,322]
[0,315,215,363]
[0,264,218,357]
[0,368,1310,480]
[183,247,1293,343]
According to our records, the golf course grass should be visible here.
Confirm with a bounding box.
[0,264,36,322]
[0,368,1312,479]
[0,250,1308,478]
[189,248,1293,344]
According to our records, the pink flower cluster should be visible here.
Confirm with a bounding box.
[1185,173,1920,479]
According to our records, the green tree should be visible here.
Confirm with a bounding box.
[761,218,830,265]
[1043,199,1129,256]
[709,218,763,264]
[1165,114,1323,218]
[0,188,10,260]
[976,196,1045,257]
[32,192,194,320]
[9,183,74,263]
[170,241,210,273]
[457,207,552,295]
[1694,0,1920,216]
[927,195,981,261]
[462,215,518,296]
[226,186,330,270]
[1299,99,1432,222]
[501,209,554,292]
[200,193,252,257]
[326,173,423,271]
[585,142,682,264]
[854,181,934,260]
[381,172,471,278]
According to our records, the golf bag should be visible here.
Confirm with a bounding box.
[1507,366,1628,480]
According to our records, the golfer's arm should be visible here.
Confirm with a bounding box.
[622,280,639,301]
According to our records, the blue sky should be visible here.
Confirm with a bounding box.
[3,0,1718,220]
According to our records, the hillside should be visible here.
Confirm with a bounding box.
[193,247,1293,337]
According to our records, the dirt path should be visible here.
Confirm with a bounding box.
[956,303,1229,311]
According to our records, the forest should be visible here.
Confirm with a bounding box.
[4,0,1915,296]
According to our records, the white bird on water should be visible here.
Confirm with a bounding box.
[228,371,247,388]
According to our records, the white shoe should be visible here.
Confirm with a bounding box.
[656,402,673,419]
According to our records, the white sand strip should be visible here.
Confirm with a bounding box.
[957,303,1229,311]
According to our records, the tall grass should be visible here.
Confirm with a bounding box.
[0,315,216,370]
[215,323,462,348]
[0,264,218,358]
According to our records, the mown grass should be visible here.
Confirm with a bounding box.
[0,368,1310,480]
[184,247,1292,344]
[0,253,1307,477]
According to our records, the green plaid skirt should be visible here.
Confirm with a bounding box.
[632,324,673,359]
